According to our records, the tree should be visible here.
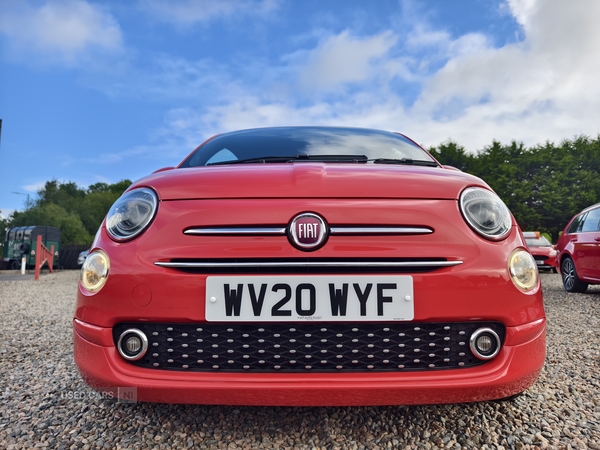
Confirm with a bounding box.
[3,179,131,244]
[429,141,474,172]
[0,215,11,255]
[9,204,93,244]
[36,180,86,212]
[428,135,600,242]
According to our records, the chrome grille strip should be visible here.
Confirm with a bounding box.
[155,260,462,268]
[330,226,432,234]
[184,227,286,235]
[184,226,432,235]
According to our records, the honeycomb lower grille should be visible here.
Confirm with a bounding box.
[113,322,505,373]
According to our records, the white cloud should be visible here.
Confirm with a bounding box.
[155,0,600,154]
[506,0,538,29]
[28,0,595,163]
[0,0,124,66]
[140,0,280,26]
[295,30,398,92]
[96,55,230,101]
[0,208,16,219]
[407,25,490,60]
[408,0,600,148]
[21,182,46,193]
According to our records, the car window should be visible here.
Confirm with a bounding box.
[181,127,437,168]
[525,237,552,246]
[205,148,237,165]
[567,213,587,234]
[581,207,600,232]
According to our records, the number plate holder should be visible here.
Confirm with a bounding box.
[205,275,414,322]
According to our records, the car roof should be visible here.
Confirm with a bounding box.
[580,202,600,214]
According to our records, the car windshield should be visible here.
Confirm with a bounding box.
[525,237,552,247]
[180,127,438,168]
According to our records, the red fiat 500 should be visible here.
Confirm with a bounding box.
[556,203,600,293]
[74,127,546,406]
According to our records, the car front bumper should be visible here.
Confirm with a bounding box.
[73,317,546,406]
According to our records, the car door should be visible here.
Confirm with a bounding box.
[585,207,600,280]
[576,207,600,280]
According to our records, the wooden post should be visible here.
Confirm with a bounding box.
[34,235,54,280]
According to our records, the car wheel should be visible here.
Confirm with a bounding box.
[9,260,20,270]
[561,257,588,293]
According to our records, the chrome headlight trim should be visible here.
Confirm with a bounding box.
[106,187,158,242]
[460,187,512,241]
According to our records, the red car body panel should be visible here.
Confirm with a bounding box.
[74,130,546,406]
[146,164,481,201]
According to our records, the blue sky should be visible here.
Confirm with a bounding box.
[1,0,600,216]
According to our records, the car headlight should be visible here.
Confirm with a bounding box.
[509,249,538,292]
[106,188,158,241]
[460,187,512,240]
[549,250,557,257]
[80,250,109,293]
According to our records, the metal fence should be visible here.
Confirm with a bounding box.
[59,244,90,270]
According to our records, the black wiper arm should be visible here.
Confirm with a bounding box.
[299,154,368,162]
[207,154,368,166]
[371,158,439,167]
[208,156,296,165]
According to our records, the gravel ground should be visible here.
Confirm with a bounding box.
[0,271,598,449]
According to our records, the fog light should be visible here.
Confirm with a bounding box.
[470,328,501,360]
[80,250,109,293]
[125,336,142,353]
[476,335,493,352]
[117,329,148,361]
[509,249,538,291]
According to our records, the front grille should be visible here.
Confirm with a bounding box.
[533,255,548,262]
[114,321,505,373]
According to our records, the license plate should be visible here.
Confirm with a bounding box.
[205,275,414,322]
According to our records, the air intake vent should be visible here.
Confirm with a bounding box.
[113,321,504,373]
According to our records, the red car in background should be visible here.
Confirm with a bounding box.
[74,126,546,406]
[556,203,600,293]
[523,232,557,272]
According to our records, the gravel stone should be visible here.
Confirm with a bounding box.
[0,271,598,449]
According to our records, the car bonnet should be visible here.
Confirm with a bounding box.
[131,164,490,201]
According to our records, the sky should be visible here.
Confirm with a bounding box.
[1,0,600,216]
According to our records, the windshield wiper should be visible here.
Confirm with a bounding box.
[207,154,368,166]
[371,158,439,167]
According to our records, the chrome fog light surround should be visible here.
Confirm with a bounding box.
[470,328,501,360]
[80,250,110,293]
[509,249,538,291]
[117,329,148,361]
